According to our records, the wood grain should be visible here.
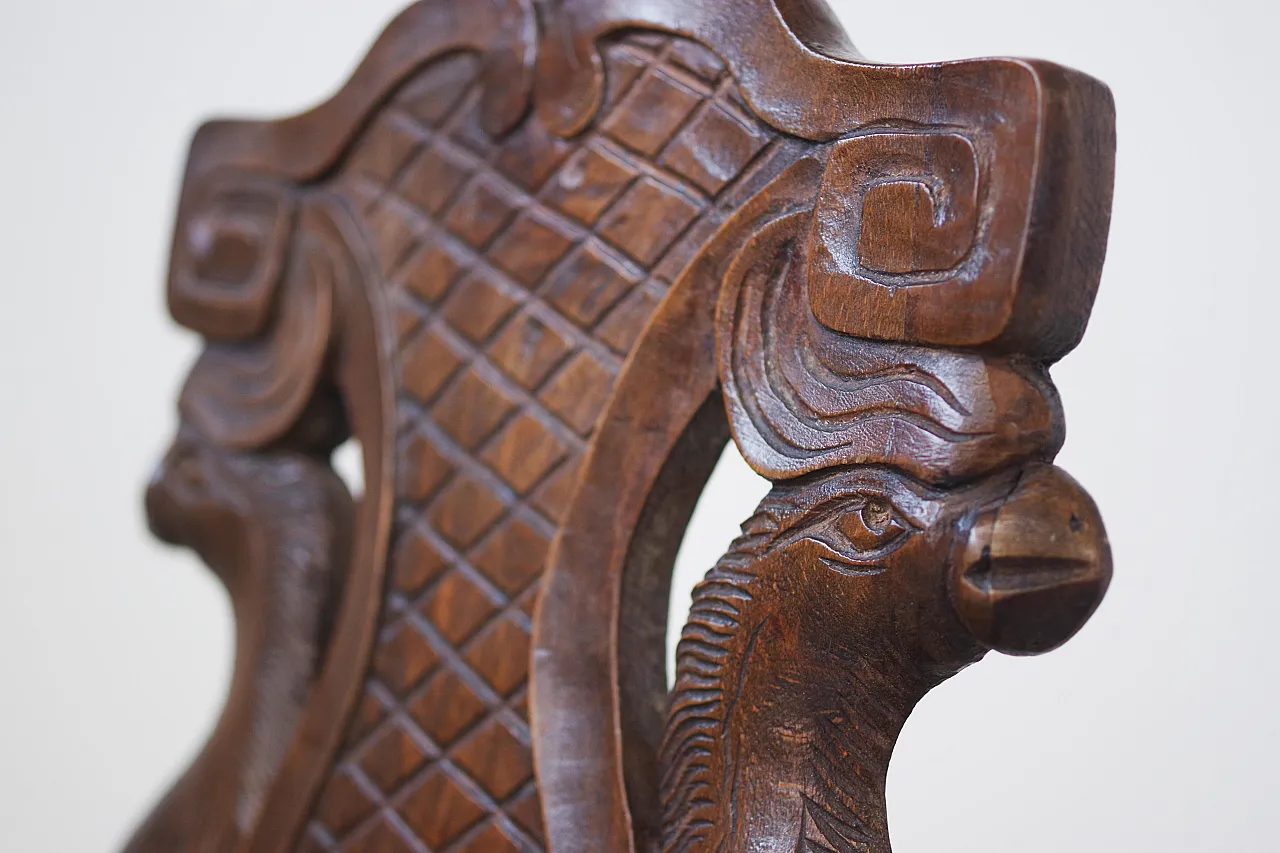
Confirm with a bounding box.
[123,2,1116,853]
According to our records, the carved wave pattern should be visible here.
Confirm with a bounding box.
[178,221,338,451]
[717,213,1062,486]
[297,33,784,853]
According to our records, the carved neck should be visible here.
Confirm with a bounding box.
[227,454,348,832]
[127,450,349,853]
[661,543,931,853]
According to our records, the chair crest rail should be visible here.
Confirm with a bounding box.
[122,3,1115,853]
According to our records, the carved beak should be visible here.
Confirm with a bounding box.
[145,448,188,547]
[950,463,1112,656]
[145,436,220,551]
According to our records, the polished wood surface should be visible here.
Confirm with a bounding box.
[124,2,1116,852]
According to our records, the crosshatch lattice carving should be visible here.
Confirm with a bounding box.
[124,2,1115,853]
[301,33,783,853]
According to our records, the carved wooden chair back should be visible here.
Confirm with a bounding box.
[124,2,1116,853]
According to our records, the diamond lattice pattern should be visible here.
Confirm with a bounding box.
[297,32,779,853]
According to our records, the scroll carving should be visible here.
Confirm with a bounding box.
[133,436,353,849]
[717,204,1062,484]
[799,113,1115,356]
[174,183,339,451]
[125,184,373,853]
[827,132,979,278]
[530,4,1115,853]
[660,62,1114,853]
[127,3,1117,853]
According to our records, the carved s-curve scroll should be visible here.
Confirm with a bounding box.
[126,4,551,853]
[532,3,1116,853]
[535,0,1114,356]
[126,179,389,853]
[132,2,1117,853]
[172,179,336,451]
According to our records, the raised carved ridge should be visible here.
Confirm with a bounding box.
[529,4,1116,853]
[292,25,786,853]
[130,3,1116,853]
[660,522,764,853]
[716,207,1062,484]
[125,183,378,853]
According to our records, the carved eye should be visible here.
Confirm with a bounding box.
[841,497,909,551]
[795,492,917,575]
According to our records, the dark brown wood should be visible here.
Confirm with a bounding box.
[124,2,1116,853]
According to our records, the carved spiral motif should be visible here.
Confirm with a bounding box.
[126,5,1117,853]
[810,130,980,286]
[802,128,1023,348]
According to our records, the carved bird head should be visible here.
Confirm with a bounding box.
[146,426,351,600]
[146,433,260,590]
[663,189,1113,853]
[662,454,1111,853]
[713,206,1112,666]
[732,459,1110,670]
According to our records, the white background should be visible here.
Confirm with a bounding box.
[1,0,1275,850]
